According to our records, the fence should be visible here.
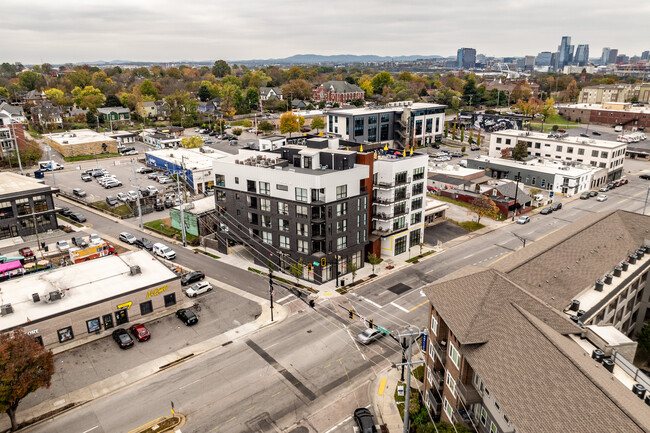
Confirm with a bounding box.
[612,349,650,390]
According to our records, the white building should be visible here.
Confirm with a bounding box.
[372,152,428,255]
[488,130,626,181]
[141,130,181,148]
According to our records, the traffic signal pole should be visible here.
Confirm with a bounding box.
[269,270,274,322]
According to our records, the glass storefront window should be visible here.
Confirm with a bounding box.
[57,326,74,343]
[86,318,100,333]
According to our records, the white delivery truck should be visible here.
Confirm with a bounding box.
[153,243,176,260]
[39,160,64,171]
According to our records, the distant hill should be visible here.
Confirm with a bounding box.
[236,54,444,65]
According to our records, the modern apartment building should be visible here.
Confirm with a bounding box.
[457,48,476,69]
[488,130,626,181]
[574,44,590,66]
[326,102,445,148]
[0,112,26,160]
[578,84,635,104]
[422,210,650,433]
[557,36,574,70]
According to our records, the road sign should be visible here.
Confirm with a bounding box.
[376,325,390,335]
[421,332,428,351]
[312,261,320,266]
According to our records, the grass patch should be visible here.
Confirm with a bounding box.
[406,250,436,263]
[194,248,220,259]
[91,201,133,217]
[540,113,581,125]
[137,416,181,433]
[56,215,83,227]
[456,221,485,232]
[64,153,121,162]
[248,267,262,274]
[413,365,425,382]
[433,195,471,209]
[144,219,198,243]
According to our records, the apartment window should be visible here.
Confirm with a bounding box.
[413,167,425,180]
[505,138,511,145]
[435,117,440,132]
[380,113,390,123]
[296,222,308,236]
[368,115,377,125]
[295,187,308,202]
[215,174,226,186]
[541,179,546,187]
[535,142,541,149]
[336,185,348,199]
[32,195,48,212]
[337,236,347,251]
[16,198,31,216]
[247,180,256,193]
[276,184,288,191]
[260,198,271,212]
[233,176,239,184]
[415,119,423,135]
[430,314,438,336]
[216,191,226,202]
[261,215,272,228]
[296,205,308,218]
[368,127,377,142]
[409,228,421,246]
[0,201,14,219]
[411,197,422,210]
[496,137,502,144]
[592,150,599,157]
[395,171,408,184]
[279,235,290,249]
[248,196,258,209]
[297,239,308,253]
[425,118,432,133]
[259,181,270,195]
[445,371,456,396]
[490,422,497,433]
[480,408,488,426]
[578,148,585,155]
[354,118,364,137]
[449,342,460,369]
[410,212,422,225]
[556,145,563,152]
[393,216,406,231]
[262,231,272,245]
[601,151,609,158]
[412,182,423,196]
[278,219,289,232]
[278,202,289,215]
[336,219,347,233]
[443,398,453,421]
[380,124,389,141]
[336,202,348,216]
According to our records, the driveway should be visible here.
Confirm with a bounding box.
[424,221,468,245]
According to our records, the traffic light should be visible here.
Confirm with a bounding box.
[321,257,326,267]
[368,319,374,329]
[349,309,354,320]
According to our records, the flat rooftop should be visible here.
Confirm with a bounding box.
[0,172,52,196]
[471,155,599,177]
[492,129,626,149]
[45,129,117,145]
[0,250,178,331]
[562,103,650,114]
[175,195,215,215]
[146,147,229,170]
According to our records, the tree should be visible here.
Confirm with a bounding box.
[139,79,159,100]
[468,129,474,145]
[212,60,231,78]
[444,122,448,138]
[539,97,557,131]
[359,79,373,97]
[243,119,253,128]
[460,127,465,143]
[636,322,650,361]
[104,94,122,107]
[452,123,457,138]
[282,79,312,101]
[469,195,499,223]
[18,71,40,91]
[350,99,365,107]
[367,252,382,275]
[259,121,274,134]
[476,129,481,147]
[72,86,106,110]
[67,69,92,88]
[180,135,204,148]
[232,128,243,136]
[244,87,259,111]
[220,83,240,117]
[565,80,579,101]
[500,147,512,159]
[44,88,65,106]
[371,71,394,94]
[311,116,325,132]
[348,260,358,283]
[197,84,212,102]
[512,142,529,160]
[86,110,98,127]
[279,111,300,136]
[290,259,304,284]
[0,328,55,431]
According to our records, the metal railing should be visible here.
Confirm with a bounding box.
[456,380,482,405]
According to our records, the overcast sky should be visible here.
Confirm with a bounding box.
[3,0,649,64]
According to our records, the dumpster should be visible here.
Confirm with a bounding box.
[34,170,44,179]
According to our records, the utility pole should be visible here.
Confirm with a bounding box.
[11,123,23,175]
[178,157,187,247]
[131,159,143,230]
[393,328,424,433]
[46,145,56,187]
[334,255,339,287]
[643,186,650,215]
[511,171,521,221]
[269,269,274,322]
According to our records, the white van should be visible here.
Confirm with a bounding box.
[614,125,623,132]
[153,243,176,260]
[39,161,64,171]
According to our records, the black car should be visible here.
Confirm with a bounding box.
[353,408,377,433]
[112,329,134,349]
[640,174,650,180]
[589,191,599,197]
[164,199,173,208]
[176,308,198,326]
[155,202,165,211]
[579,133,589,137]
[592,131,602,136]
[71,236,88,247]
[69,213,87,223]
[135,238,154,250]
[181,270,205,286]
[580,192,590,200]
[550,202,562,211]
[540,207,553,215]
[58,207,72,217]
[106,196,118,206]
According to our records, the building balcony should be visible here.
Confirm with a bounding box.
[456,380,482,405]
[426,389,442,416]
[431,339,447,364]
[453,408,477,431]
[374,195,408,205]
[372,207,409,221]
[371,225,407,237]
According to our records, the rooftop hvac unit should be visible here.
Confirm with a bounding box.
[629,254,637,264]
[130,265,141,276]
[591,349,604,363]
[613,266,622,277]
[595,280,604,292]
[602,358,615,373]
[645,394,650,407]
[637,248,645,258]
[569,299,580,312]
[0,304,13,316]
[48,291,62,302]
[31,293,40,303]
[604,274,613,284]
[633,383,646,399]
[621,261,629,271]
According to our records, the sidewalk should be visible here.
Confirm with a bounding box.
[373,366,404,432]
[0,280,289,432]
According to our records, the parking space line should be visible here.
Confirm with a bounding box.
[359,296,383,309]
[390,302,409,313]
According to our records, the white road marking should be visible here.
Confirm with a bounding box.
[82,427,99,433]
[347,329,366,361]
[179,379,201,390]
[390,302,410,313]
[323,416,352,433]
[276,294,293,303]
[359,296,383,309]
[462,253,475,259]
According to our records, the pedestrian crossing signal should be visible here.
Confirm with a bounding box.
[349,309,354,320]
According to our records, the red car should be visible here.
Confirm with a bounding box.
[18,247,34,259]
[129,324,151,342]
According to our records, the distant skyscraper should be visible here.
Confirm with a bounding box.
[601,47,611,65]
[642,51,649,61]
[457,48,476,69]
[616,54,629,64]
[550,52,559,71]
[608,49,619,64]
[536,51,553,66]
[557,36,574,69]
[524,56,536,71]
[574,44,589,66]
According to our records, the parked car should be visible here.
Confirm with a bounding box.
[589,191,598,197]
[164,198,173,208]
[106,196,118,206]
[129,324,150,342]
[127,190,139,201]
[176,308,198,326]
[181,270,205,286]
[104,180,122,189]
[71,236,88,247]
[550,202,562,211]
[153,243,176,260]
[147,172,159,180]
[353,408,377,433]
[18,247,34,258]
[119,232,136,244]
[154,202,165,211]
[69,213,86,223]
[92,170,106,178]
[146,185,159,195]
[357,328,383,344]
[640,174,650,180]
[159,177,173,184]
[56,240,70,251]
[620,178,628,185]
[185,281,213,297]
[540,207,553,215]
[451,151,463,157]
[89,233,101,244]
[112,329,134,349]
[73,188,87,198]
[134,238,153,250]
[116,192,129,202]
[470,145,480,151]
[597,194,608,202]
[81,173,93,182]
[136,166,153,174]
[607,183,615,190]
[599,186,609,192]
[58,207,72,217]
[516,216,530,224]
[592,131,602,136]
[580,133,589,137]
[580,192,590,200]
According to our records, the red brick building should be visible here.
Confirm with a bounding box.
[312,81,365,104]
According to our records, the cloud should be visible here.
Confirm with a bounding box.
[1,0,648,63]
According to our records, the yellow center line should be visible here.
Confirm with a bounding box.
[225,416,236,424]
[209,425,221,432]
[324,363,331,369]
[272,390,282,397]
[339,358,360,407]
[245,405,255,412]
[409,300,429,312]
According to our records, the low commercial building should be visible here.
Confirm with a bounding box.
[0,172,59,240]
[422,210,650,432]
[312,81,365,104]
[427,164,488,191]
[43,129,118,157]
[141,130,181,148]
[488,130,626,181]
[170,196,219,237]
[108,130,137,146]
[467,155,605,197]
[0,250,182,350]
[558,103,650,129]
[97,106,131,122]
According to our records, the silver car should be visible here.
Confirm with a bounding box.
[56,240,70,251]
[357,328,383,344]
[185,281,213,298]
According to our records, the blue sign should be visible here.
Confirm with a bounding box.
[550,191,554,198]
[421,331,428,352]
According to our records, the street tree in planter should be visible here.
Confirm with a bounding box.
[290,259,304,284]
[259,120,274,134]
[0,329,55,431]
[311,116,325,133]
[444,122,448,138]
[348,260,358,283]
[460,127,464,143]
[468,129,474,145]
[367,252,382,275]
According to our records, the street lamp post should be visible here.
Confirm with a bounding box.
[512,171,521,221]
[45,145,56,187]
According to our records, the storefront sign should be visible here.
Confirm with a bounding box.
[146,285,169,299]
[27,329,39,335]
[117,301,132,310]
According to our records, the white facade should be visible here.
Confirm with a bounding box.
[489,130,626,174]
[373,153,428,256]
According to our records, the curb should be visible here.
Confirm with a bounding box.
[127,414,186,433]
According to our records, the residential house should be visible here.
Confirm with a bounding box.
[0,113,26,160]
[139,100,171,121]
[17,90,46,106]
[312,81,365,104]
[292,100,308,110]
[97,106,130,122]
[0,102,26,124]
[259,87,283,102]
[30,101,63,129]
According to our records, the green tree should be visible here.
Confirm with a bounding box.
[243,119,253,128]
[0,328,55,431]
[212,60,231,78]
[460,127,464,143]
[452,123,457,138]
[197,84,212,102]
[72,86,106,110]
[18,71,40,91]
[259,120,274,134]
[348,260,358,283]
[139,79,159,99]
[232,128,243,136]
[104,94,122,107]
[311,116,325,132]
[44,88,65,106]
[636,322,650,361]
[220,83,240,117]
[539,97,557,131]
[290,259,304,283]
[282,79,312,101]
[350,99,365,107]
[359,79,373,97]
[0,63,17,78]
[180,135,204,148]
[371,71,394,93]
[279,111,300,136]
[245,87,259,111]
[468,129,474,145]
[67,69,92,88]
[476,130,481,147]
[512,142,529,160]
[469,195,499,223]
[0,87,8,98]
[462,75,480,106]
[367,252,382,274]
[444,122,448,138]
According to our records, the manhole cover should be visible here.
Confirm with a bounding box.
[387,283,411,295]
